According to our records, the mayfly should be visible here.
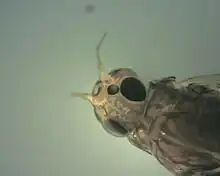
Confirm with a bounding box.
[72,33,220,176]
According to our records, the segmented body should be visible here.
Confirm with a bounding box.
[128,78,220,176]
[72,33,220,176]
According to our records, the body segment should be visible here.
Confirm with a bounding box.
[128,79,220,175]
[72,33,220,176]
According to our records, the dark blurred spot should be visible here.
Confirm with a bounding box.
[84,4,96,13]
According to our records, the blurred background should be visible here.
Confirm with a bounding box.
[1,0,220,176]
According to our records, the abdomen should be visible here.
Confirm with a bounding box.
[143,83,220,175]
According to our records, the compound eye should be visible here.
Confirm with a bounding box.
[120,77,146,101]
[107,84,119,95]
[103,119,128,137]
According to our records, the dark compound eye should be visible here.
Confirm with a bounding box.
[120,77,146,101]
[103,119,128,137]
[107,84,119,95]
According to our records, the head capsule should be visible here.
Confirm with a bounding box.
[72,33,147,137]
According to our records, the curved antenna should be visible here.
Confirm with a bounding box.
[71,33,109,103]
[96,32,108,80]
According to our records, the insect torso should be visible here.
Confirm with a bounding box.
[72,33,220,176]
[128,78,220,176]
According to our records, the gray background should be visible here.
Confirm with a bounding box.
[1,0,220,176]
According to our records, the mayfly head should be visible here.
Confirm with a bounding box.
[72,33,147,137]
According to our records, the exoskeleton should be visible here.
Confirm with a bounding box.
[72,33,220,176]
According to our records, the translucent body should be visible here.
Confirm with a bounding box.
[128,78,220,175]
[72,33,220,176]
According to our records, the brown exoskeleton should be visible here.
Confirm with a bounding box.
[72,33,220,176]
